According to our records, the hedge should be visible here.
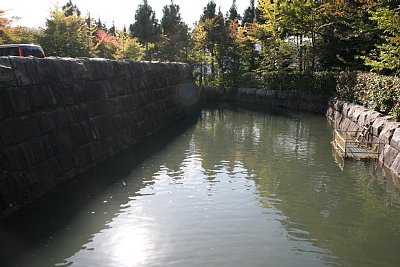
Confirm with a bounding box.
[337,72,400,119]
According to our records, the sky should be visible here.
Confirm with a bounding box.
[2,0,252,29]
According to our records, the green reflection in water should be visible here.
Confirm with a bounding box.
[1,106,400,267]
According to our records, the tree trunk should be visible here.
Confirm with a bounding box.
[311,31,316,72]
[299,35,303,73]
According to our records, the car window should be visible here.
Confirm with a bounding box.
[0,47,19,56]
[22,46,45,58]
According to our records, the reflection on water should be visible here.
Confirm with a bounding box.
[1,106,400,267]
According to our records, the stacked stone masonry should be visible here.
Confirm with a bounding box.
[327,98,400,178]
[0,57,199,216]
[202,86,331,114]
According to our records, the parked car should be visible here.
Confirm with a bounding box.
[0,44,45,58]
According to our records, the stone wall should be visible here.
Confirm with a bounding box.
[0,57,199,216]
[327,98,400,177]
[202,86,330,114]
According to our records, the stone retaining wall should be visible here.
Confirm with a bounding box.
[327,98,400,177]
[0,57,199,216]
[202,86,331,114]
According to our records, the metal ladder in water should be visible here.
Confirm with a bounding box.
[355,125,371,146]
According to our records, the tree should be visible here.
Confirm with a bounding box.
[251,0,296,72]
[201,0,217,21]
[129,0,160,61]
[94,29,117,59]
[364,4,400,74]
[190,20,212,85]
[159,1,190,62]
[114,29,144,60]
[0,10,14,44]
[228,0,240,22]
[243,0,256,25]
[62,0,81,17]
[40,7,94,57]
[316,0,380,70]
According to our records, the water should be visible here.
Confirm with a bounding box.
[1,106,400,267]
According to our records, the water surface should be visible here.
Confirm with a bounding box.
[1,106,400,267]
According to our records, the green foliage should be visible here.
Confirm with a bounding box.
[259,71,337,95]
[335,71,358,102]
[363,5,400,74]
[114,30,144,60]
[94,29,117,59]
[0,10,42,45]
[40,7,95,57]
[62,0,81,17]
[129,0,160,60]
[336,71,400,119]
[158,1,190,62]
[242,0,256,24]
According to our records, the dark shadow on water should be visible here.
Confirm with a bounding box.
[0,111,201,266]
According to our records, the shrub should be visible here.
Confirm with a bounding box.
[259,71,337,95]
[337,71,400,119]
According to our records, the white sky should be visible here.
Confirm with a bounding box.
[2,0,252,29]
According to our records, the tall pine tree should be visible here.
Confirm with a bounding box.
[159,1,190,62]
[129,0,160,61]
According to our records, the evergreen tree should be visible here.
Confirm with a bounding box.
[201,0,217,21]
[228,0,240,21]
[129,0,160,61]
[243,0,255,24]
[109,22,116,36]
[159,1,190,62]
[62,0,81,17]
[96,18,107,31]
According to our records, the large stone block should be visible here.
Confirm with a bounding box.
[357,110,380,127]
[379,145,399,168]
[8,57,36,85]
[111,113,128,131]
[342,102,353,117]
[109,80,129,97]
[378,121,399,144]
[88,100,111,117]
[0,115,46,146]
[91,115,115,140]
[0,57,17,87]
[2,87,31,115]
[82,58,117,81]
[371,117,386,137]
[350,106,366,124]
[390,128,400,152]
[70,121,92,145]
[49,127,76,154]
[390,154,400,177]
[27,85,57,110]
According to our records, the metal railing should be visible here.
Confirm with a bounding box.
[333,129,384,158]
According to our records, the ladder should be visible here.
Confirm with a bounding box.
[355,125,371,146]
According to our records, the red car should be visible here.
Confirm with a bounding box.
[0,44,45,58]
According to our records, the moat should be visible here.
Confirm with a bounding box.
[1,106,400,267]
